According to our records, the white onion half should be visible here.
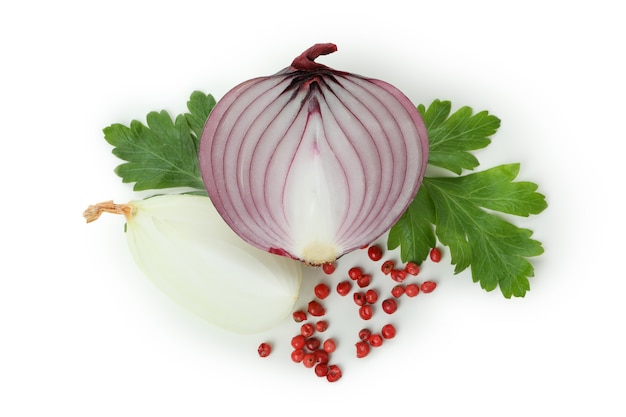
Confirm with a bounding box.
[85,194,303,333]
[199,43,429,265]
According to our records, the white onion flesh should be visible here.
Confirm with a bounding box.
[199,43,429,265]
[122,194,302,333]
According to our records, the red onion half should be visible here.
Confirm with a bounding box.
[199,43,429,265]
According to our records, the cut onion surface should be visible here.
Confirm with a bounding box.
[199,43,429,265]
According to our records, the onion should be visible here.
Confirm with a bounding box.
[83,194,303,333]
[199,43,429,265]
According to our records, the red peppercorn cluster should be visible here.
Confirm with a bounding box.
[287,304,342,382]
[257,244,444,382]
[354,323,396,358]
[347,245,439,321]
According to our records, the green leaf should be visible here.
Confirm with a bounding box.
[419,99,501,174]
[184,91,216,140]
[389,100,547,298]
[387,185,436,264]
[103,91,215,192]
[421,165,546,298]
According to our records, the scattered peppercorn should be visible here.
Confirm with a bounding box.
[365,289,378,304]
[308,300,326,316]
[381,324,396,339]
[405,283,420,297]
[336,280,352,296]
[390,269,407,282]
[355,341,370,358]
[314,283,331,299]
[293,310,307,322]
[405,262,420,276]
[382,298,398,314]
[291,334,306,349]
[257,342,272,357]
[391,285,405,298]
[326,365,342,382]
[359,304,374,320]
[322,262,336,275]
[420,281,437,293]
[305,337,321,351]
[315,320,328,332]
[369,333,383,347]
[358,328,371,341]
[314,349,329,364]
[367,245,383,261]
[301,323,315,338]
[348,266,363,280]
[323,338,337,353]
[353,292,366,306]
[315,363,329,377]
[291,349,305,363]
[302,353,316,368]
[381,260,395,275]
[430,247,442,263]
[357,273,372,288]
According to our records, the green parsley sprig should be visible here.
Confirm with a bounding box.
[103,92,547,298]
[103,91,215,192]
[388,100,547,298]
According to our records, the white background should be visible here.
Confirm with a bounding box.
[2,0,624,415]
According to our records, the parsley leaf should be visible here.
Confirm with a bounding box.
[424,165,546,297]
[389,102,547,298]
[420,99,500,174]
[184,91,217,141]
[387,185,436,264]
[103,91,215,192]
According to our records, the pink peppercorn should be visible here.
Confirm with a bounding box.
[315,363,329,377]
[359,304,373,320]
[291,349,304,363]
[257,342,272,357]
[301,323,315,337]
[358,328,371,341]
[382,298,398,314]
[327,365,342,382]
[302,353,316,368]
[308,300,326,316]
[323,338,337,353]
[293,310,307,322]
[391,285,405,298]
[336,281,352,296]
[322,262,336,275]
[355,341,370,358]
[381,324,396,339]
[314,283,331,299]
[365,289,378,304]
[430,247,442,263]
[315,320,329,332]
[405,283,420,297]
[421,281,437,293]
[369,334,383,347]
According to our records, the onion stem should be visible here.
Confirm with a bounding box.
[291,43,337,71]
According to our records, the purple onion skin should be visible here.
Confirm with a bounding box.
[199,43,429,266]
